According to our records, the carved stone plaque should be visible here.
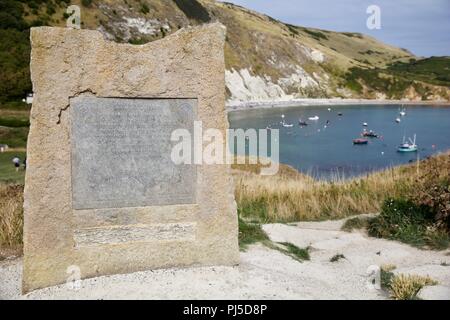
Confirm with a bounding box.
[71,96,196,210]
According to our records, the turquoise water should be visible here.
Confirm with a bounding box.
[228,104,450,179]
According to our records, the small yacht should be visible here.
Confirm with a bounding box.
[363,122,368,127]
[397,135,418,152]
[395,118,401,123]
[308,116,319,121]
[399,105,406,116]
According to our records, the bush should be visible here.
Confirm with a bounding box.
[413,156,450,231]
[368,198,449,249]
[389,274,437,300]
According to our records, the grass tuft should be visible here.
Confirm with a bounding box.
[238,218,269,250]
[389,274,437,300]
[277,242,310,261]
[0,184,23,256]
[329,253,345,262]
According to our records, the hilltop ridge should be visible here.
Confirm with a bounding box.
[0,0,449,105]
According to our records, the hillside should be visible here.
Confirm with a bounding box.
[0,0,449,108]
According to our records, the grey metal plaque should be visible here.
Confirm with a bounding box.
[71,97,196,210]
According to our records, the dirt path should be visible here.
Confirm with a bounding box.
[1,217,449,300]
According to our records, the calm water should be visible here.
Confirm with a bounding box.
[228,104,450,179]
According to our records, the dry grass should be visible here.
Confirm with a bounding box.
[0,184,23,256]
[389,274,437,300]
[234,152,449,222]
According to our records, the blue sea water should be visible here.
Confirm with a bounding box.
[228,104,450,179]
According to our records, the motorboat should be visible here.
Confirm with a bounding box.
[308,116,319,121]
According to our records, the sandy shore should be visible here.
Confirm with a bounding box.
[227,98,450,112]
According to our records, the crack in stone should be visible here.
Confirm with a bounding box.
[57,89,96,124]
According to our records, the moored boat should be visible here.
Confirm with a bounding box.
[362,130,379,138]
[353,138,368,145]
[397,135,418,152]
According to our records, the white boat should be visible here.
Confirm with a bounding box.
[363,122,368,127]
[397,134,418,152]
[282,122,294,128]
[395,118,401,123]
[308,116,319,121]
[399,105,406,116]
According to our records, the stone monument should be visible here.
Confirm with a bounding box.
[23,23,239,292]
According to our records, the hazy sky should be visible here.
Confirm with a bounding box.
[221,0,450,57]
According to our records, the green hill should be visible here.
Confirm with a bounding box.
[0,0,449,108]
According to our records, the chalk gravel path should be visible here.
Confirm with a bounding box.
[1,217,449,300]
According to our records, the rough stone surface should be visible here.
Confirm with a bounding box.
[23,23,239,293]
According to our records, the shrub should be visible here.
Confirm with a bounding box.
[368,198,449,249]
[413,156,450,231]
[389,274,437,300]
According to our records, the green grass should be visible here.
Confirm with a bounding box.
[277,242,310,261]
[0,126,29,148]
[344,57,450,99]
[368,198,450,250]
[387,57,450,86]
[0,117,29,127]
[238,218,269,250]
[0,151,26,184]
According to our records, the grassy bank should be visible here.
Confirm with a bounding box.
[234,161,418,223]
[234,152,450,249]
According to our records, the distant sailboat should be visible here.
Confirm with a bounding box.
[399,105,406,116]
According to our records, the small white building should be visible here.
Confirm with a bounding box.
[0,144,9,152]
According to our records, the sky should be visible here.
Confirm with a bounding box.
[221,0,450,57]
